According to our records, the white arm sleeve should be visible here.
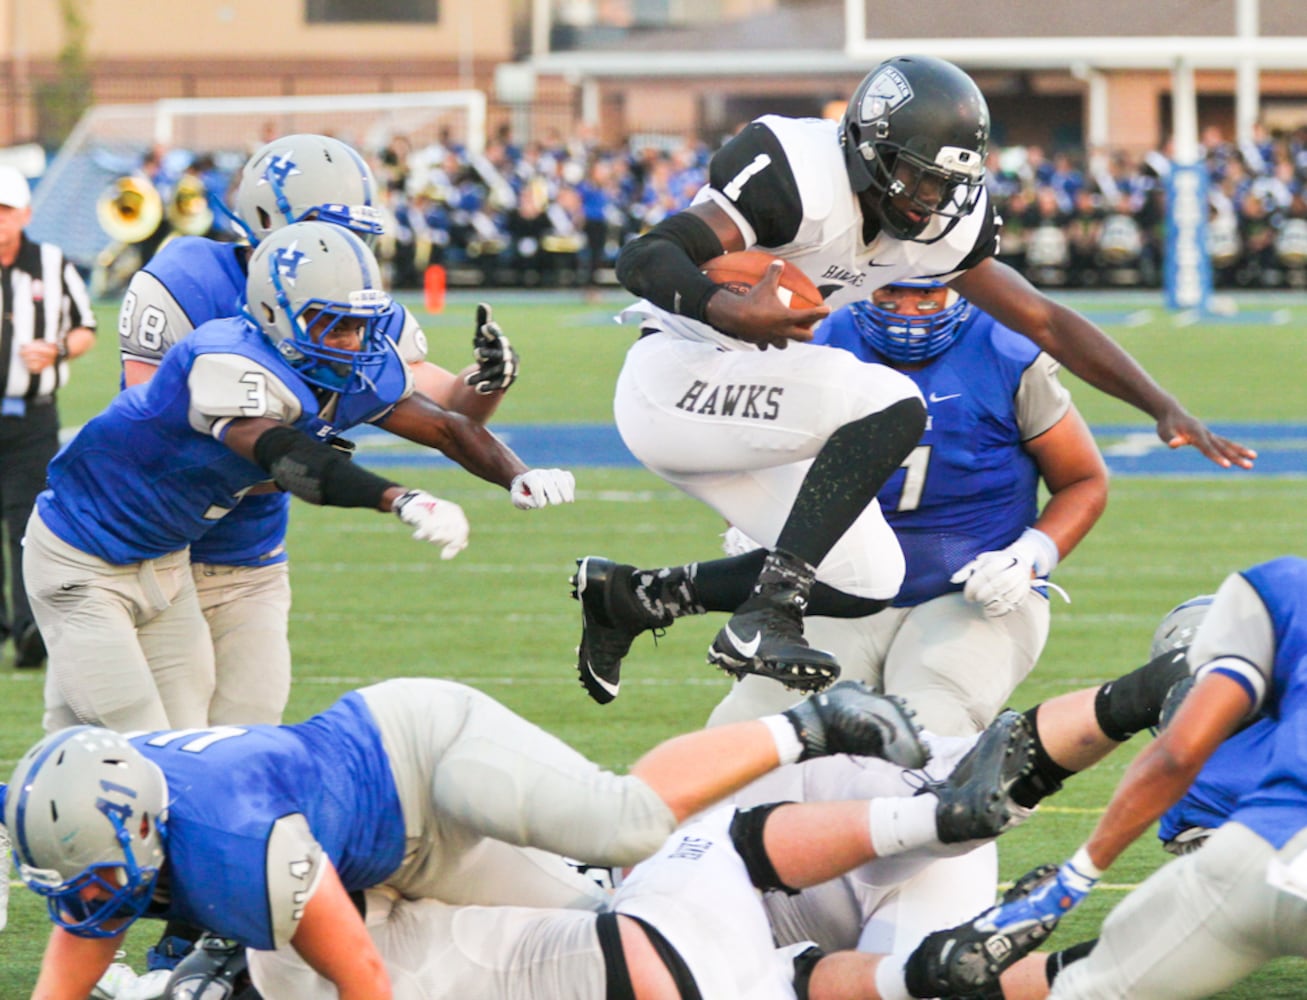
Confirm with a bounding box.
[1014,352,1073,441]
[187,353,305,436]
[393,306,430,365]
[265,813,326,948]
[1188,571,1277,715]
[119,270,196,365]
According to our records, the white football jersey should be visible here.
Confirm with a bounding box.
[621,116,999,350]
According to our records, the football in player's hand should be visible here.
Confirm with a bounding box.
[702,250,824,310]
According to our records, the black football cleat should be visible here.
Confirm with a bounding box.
[932,710,1035,843]
[903,864,1063,998]
[708,587,841,692]
[572,556,669,705]
[783,680,930,767]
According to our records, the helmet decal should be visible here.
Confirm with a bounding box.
[859,66,914,127]
[271,243,309,284]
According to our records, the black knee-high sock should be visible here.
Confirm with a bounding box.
[647,550,887,619]
[775,398,926,566]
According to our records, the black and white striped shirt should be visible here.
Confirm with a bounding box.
[1,232,96,400]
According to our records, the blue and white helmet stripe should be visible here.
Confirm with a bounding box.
[849,278,972,364]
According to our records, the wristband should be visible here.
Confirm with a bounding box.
[1013,527,1060,577]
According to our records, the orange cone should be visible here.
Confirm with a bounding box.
[424,264,447,314]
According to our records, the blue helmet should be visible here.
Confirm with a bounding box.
[5,727,169,938]
[848,279,972,363]
[244,221,396,394]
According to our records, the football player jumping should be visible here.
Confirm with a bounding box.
[593,54,1254,697]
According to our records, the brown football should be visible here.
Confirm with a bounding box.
[702,250,824,310]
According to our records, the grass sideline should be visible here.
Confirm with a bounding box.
[2,291,1306,996]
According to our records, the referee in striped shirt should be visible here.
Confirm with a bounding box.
[0,165,95,668]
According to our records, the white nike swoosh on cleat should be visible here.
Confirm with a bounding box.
[722,624,763,659]
[587,668,620,697]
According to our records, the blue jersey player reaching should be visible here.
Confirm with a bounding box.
[1,675,928,1000]
[904,556,1307,1000]
[115,134,527,729]
[25,221,569,740]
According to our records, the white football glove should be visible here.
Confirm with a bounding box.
[510,469,576,510]
[950,527,1060,619]
[465,302,520,395]
[393,490,470,560]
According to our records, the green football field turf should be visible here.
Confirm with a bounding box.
[2,290,1306,996]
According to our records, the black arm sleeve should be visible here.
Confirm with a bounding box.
[251,424,398,509]
[614,211,726,322]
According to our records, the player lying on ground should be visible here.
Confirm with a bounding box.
[241,640,1193,999]
[3,676,925,1000]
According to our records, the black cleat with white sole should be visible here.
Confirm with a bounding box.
[572,556,670,705]
[708,589,841,692]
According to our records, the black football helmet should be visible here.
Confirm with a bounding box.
[840,55,990,242]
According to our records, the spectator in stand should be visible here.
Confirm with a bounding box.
[1065,188,1104,287]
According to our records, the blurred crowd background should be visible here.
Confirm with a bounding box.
[77,115,1307,297]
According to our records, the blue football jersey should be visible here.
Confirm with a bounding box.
[1158,715,1275,843]
[132,691,405,949]
[122,238,411,567]
[40,317,409,564]
[1225,556,1307,848]
[142,238,294,567]
[139,236,247,331]
[814,309,1048,605]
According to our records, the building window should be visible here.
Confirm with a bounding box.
[306,0,438,23]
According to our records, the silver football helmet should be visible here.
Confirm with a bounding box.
[244,220,395,394]
[5,727,168,938]
[1149,594,1216,660]
[233,133,384,244]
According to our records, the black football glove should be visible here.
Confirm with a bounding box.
[464,302,519,395]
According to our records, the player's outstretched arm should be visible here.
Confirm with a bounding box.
[378,391,526,489]
[380,394,575,509]
[408,302,519,423]
[223,417,471,558]
[951,258,1256,469]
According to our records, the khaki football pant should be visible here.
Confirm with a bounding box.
[24,509,214,733]
[359,678,669,910]
[192,560,292,725]
[1052,822,1307,999]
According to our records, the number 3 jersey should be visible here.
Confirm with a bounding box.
[38,314,412,565]
[131,691,406,950]
[814,307,1070,605]
[117,235,426,567]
